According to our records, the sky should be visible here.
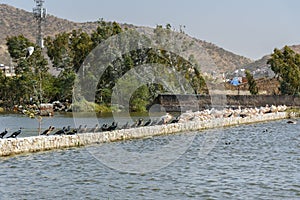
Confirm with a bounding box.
[1,0,299,60]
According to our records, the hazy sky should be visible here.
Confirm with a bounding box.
[1,0,299,60]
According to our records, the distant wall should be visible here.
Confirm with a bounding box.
[224,78,280,95]
[155,94,300,112]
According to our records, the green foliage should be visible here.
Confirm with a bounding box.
[1,21,208,112]
[3,35,77,106]
[91,20,122,47]
[53,69,76,101]
[45,30,94,72]
[6,35,34,60]
[245,70,258,95]
[44,32,72,69]
[130,85,150,112]
[267,46,300,95]
[72,99,111,113]
[4,35,51,105]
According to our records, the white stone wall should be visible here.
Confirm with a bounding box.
[0,112,287,156]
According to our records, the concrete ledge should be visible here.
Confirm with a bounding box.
[0,112,287,156]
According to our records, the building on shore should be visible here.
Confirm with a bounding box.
[0,64,15,77]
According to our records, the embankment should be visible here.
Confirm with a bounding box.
[0,112,287,157]
[155,94,300,112]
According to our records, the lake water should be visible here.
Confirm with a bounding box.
[0,115,299,199]
[0,112,155,137]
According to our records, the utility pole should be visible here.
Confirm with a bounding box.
[33,0,47,48]
[32,0,47,105]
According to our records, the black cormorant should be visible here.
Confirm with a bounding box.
[41,126,54,136]
[0,129,8,139]
[7,128,23,138]
[53,127,66,135]
[107,122,118,131]
[101,124,109,132]
[144,119,152,126]
[137,118,144,127]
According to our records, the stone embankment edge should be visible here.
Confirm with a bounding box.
[0,112,287,157]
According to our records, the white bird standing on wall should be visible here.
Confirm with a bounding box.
[161,113,173,124]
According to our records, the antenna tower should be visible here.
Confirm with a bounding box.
[33,0,47,48]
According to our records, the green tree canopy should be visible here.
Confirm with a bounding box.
[5,35,50,105]
[2,21,208,112]
[267,46,300,95]
[245,70,258,95]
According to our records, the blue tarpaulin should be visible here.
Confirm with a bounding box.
[230,77,240,86]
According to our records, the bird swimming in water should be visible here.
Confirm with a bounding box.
[7,127,23,138]
[0,128,8,139]
[287,120,297,124]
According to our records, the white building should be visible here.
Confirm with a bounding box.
[0,64,16,77]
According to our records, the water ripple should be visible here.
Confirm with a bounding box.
[0,120,299,199]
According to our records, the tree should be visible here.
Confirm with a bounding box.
[44,32,73,69]
[267,46,300,95]
[245,70,258,95]
[54,69,76,101]
[6,35,49,105]
[70,30,94,72]
[91,20,122,48]
[6,35,33,60]
[45,30,94,72]
[3,22,209,112]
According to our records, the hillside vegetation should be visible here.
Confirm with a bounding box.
[0,4,252,72]
[0,4,99,64]
[242,45,300,78]
[1,3,300,112]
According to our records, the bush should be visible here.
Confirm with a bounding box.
[72,99,111,113]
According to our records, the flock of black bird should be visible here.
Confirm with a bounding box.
[0,116,180,139]
[0,128,23,139]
